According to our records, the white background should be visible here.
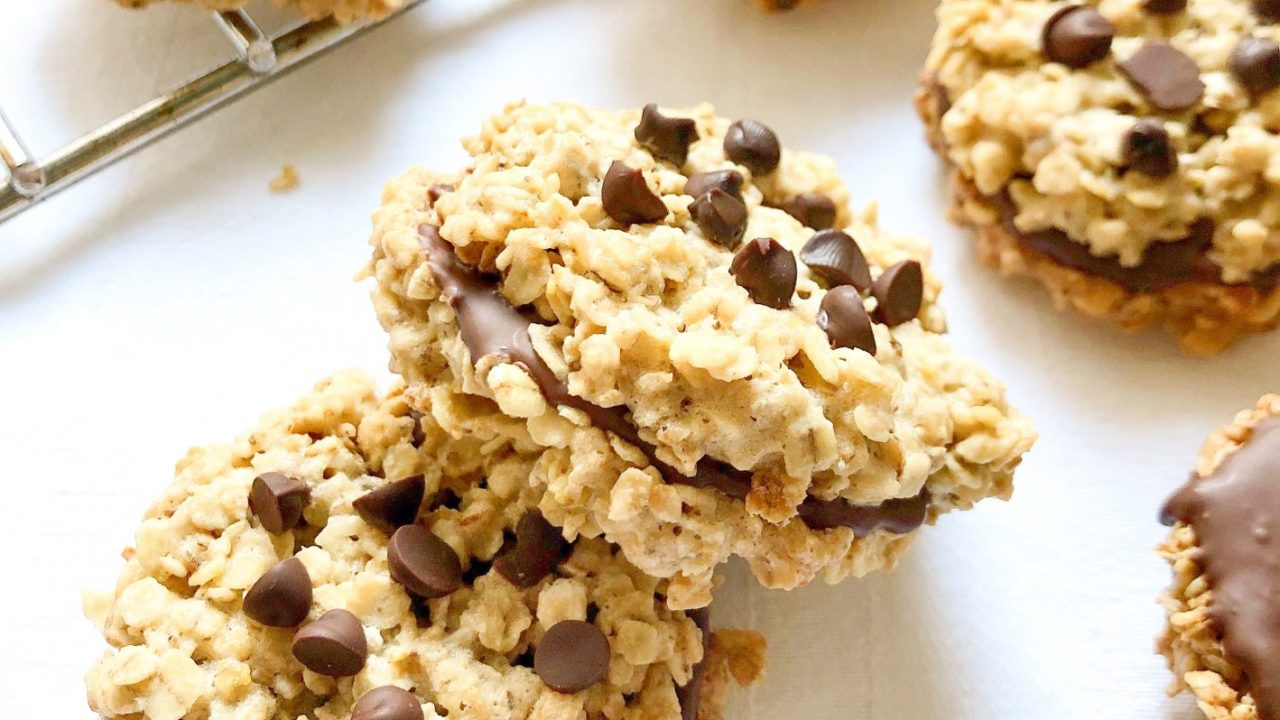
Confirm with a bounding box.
[2,0,1275,717]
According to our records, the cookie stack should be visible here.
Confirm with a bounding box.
[82,102,1036,719]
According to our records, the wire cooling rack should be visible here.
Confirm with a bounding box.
[0,1,427,224]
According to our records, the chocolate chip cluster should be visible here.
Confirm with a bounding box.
[607,106,927,358]
[241,469,611,706]
[1043,2,1280,181]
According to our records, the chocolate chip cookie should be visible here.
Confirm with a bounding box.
[365,102,1037,609]
[83,371,763,720]
[920,0,1280,354]
[1159,394,1280,720]
[110,0,401,23]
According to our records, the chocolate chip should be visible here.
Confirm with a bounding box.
[1042,6,1114,68]
[249,472,311,534]
[817,286,876,355]
[724,120,781,176]
[427,183,454,205]
[534,620,611,693]
[388,525,463,598]
[1143,0,1186,11]
[780,193,836,230]
[351,687,424,720]
[635,104,698,166]
[730,238,797,309]
[1119,42,1205,112]
[691,188,748,249]
[494,510,569,589]
[799,229,872,291]
[243,557,312,628]
[292,609,367,676]
[353,475,425,534]
[1122,119,1177,178]
[1233,37,1280,97]
[1257,0,1280,22]
[684,170,744,201]
[602,161,668,225]
[872,260,924,327]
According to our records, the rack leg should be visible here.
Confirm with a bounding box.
[0,106,45,198]
[211,10,278,75]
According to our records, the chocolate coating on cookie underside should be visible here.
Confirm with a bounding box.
[989,192,1280,292]
[418,225,929,536]
[1162,417,1280,720]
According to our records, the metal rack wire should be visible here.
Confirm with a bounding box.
[0,1,427,224]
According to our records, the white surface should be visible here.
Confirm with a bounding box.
[2,1,1277,718]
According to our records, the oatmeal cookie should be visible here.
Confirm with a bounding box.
[920,0,1280,353]
[1159,394,1280,720]
[83,371,763,720]
[364,101,1036,608]
[111,0,402,23]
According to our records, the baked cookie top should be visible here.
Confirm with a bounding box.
[365,101,1035,608]
[1160,394,1280,720]
[111,0,402,23]
[83,371,763,720]
[925,0,1280,286]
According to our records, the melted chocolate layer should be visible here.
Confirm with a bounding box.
[988,186,1280,294]
[1162,416,1280,720]
[677,607,711,720]
[419,225,930,536]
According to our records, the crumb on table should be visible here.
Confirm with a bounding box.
[269,165,300,193]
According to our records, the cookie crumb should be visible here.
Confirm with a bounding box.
[269,165,300,193]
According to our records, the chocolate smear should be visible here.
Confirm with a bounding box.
[1162,417,1280,720]
[984,191,1280,292]
[419,225,930,536]
[677,607,712,720]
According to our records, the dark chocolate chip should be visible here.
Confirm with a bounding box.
[1118,42,1205,112]
[427,183,454,205]
[780,193,837,230]
[388,524,463,599]
[799,229,872,291]
[1232,37,1280,97]
[1257,0,1280,22]
[249,472,311,535]
[1122,119,1177,178]
[817,286,877,355]
[353,476,426,534]
[635,104,698,166]
[1142,0,1186,12]
[407,409,427,446]
[534,620,611,693]
[494,510,569,589]
[243,557,312,628]
[724,120,781,176]
[684,170,744,201]
[730,237,797,309]
[691,188,749,249]
[292,609,367,676]
[1042,6,1114,68]
[602,161,668,225]
[872,260,924,327]
[351,687,424,720]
